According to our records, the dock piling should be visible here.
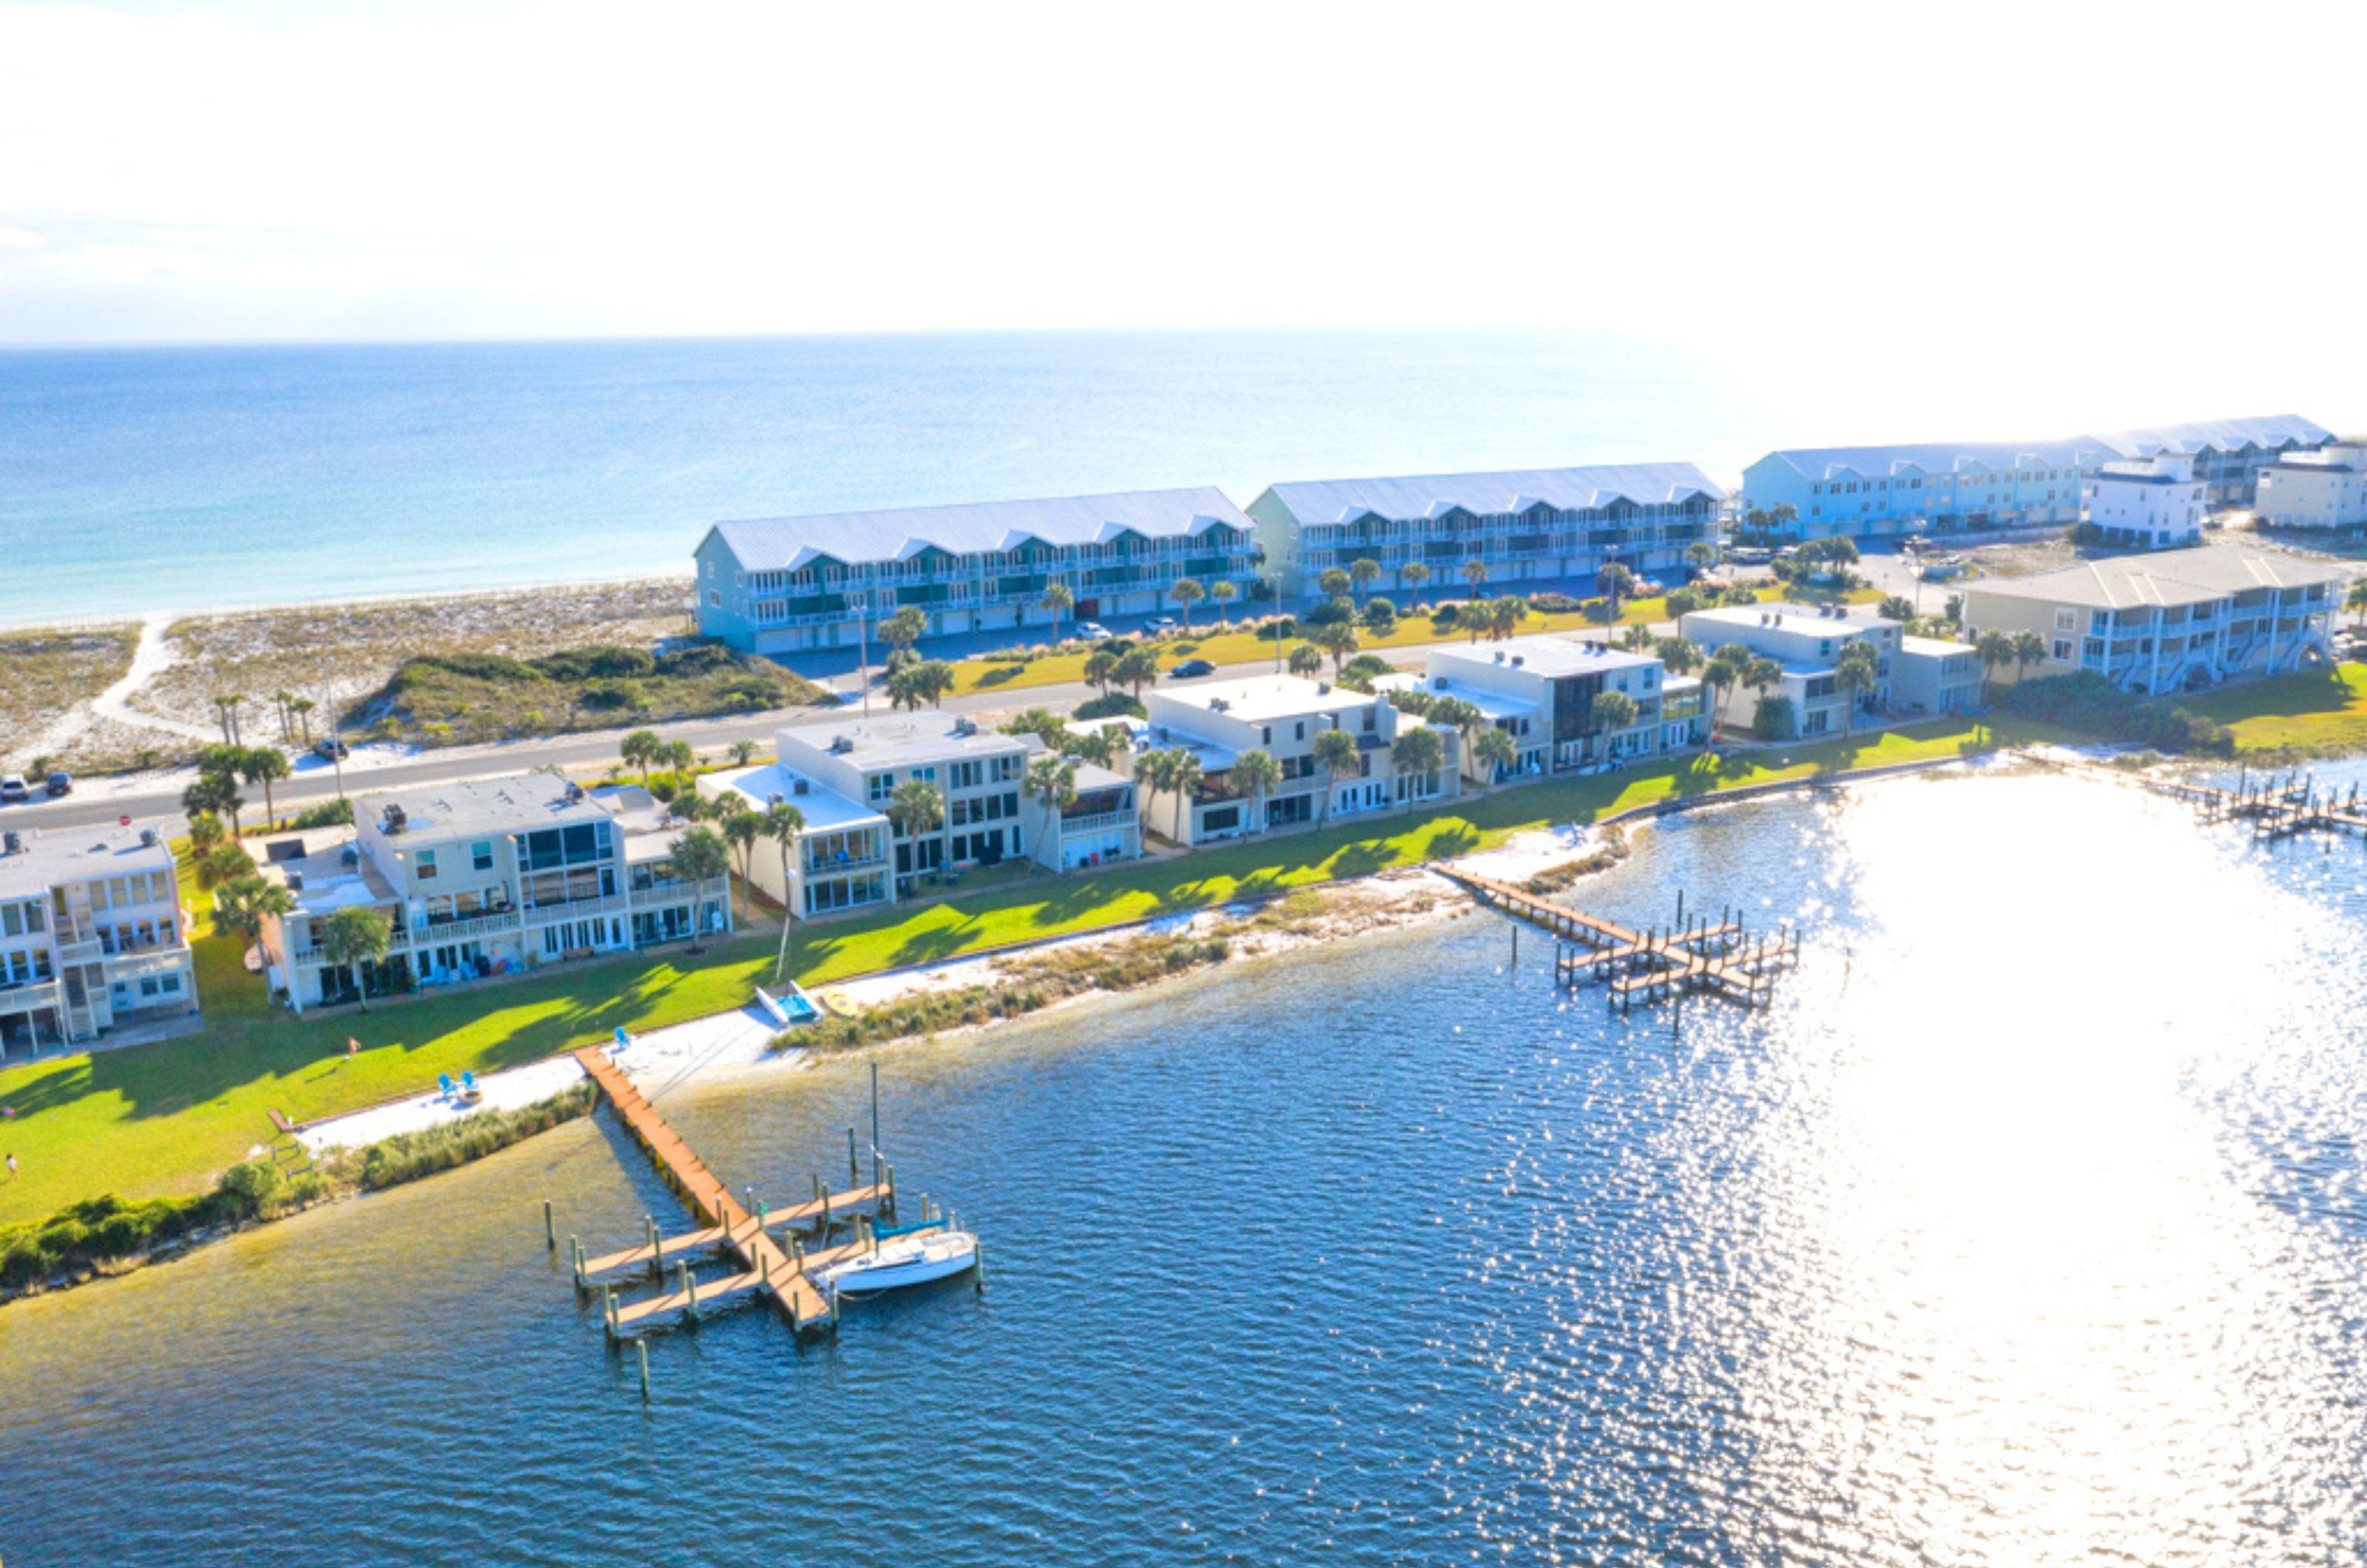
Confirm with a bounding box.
[543,1198,555,1251]
[637,1338,650,1404]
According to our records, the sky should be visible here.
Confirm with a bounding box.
[2,0,2365,433]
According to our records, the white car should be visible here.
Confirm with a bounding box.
[1145,616,1181,635]
[1075,621,1113,641]
[0,774,27,803]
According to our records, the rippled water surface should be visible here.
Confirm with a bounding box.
[6,768,2367,1566]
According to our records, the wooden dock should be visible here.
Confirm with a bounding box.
[1439,869,1800,1010]
[569,1046,900,1337]
[2024,751,2367,848]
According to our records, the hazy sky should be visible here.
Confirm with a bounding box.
[3,1,2363,432]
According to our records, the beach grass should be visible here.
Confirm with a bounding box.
[0,711,2027,1230]
[0,624,140,769]
[953,585,1885,697]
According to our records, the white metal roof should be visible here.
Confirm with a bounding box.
[1754,415,2331,486]
[0,823,176,900]
[708,487,1254,572]
[1962,547,2348,611]
[1254,462,1726,527]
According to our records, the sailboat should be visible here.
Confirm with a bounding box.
[816,1222,978,1297]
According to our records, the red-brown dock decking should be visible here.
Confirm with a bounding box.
[571,1046,897,1336]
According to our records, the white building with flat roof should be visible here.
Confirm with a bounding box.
[0,821,195,1056]
[1387,638,1690,781]
[695,488,1263,653]
[1246,462,1725,603]
[1959,546,2345,695]
[2253,441,2367,530]
[1134,675,1457,844]
[1677,601,1903,737]
[2085,452,2204,548]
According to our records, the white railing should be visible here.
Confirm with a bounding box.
[1059,809,1138,836]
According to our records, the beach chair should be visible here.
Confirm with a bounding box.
[461,1070,479,1094]
[436,1072,456,1098]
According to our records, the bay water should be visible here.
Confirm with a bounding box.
[5,766,2367,1564]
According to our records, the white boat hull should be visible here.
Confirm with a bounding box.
[818,1230,978,1297]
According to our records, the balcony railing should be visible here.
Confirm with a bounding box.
[805,852,891,876]
[523,893,630,923]
[405,909,522,944]
[628,878,729,909]
[0,979,61,1014]
[1059,808,1138,836]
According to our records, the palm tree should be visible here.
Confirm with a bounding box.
[196,842,257,893]
[1598,562,1638,618]
[1317,567,1352,601]
[288,696,316,747]
[1401,561,1431,607]
[1388,723,1443,807]
[1311,620,1360,678]
[214,874,294,955]
[186,811,225,859]
[1311,727,1360,831]
[1684,541,1720,573]
[1590,689,1640,763]
[1655,636,1704,677]
[1619,622,1656,652]
[721,808,765,922]
[1348,558,1381,605]
[886,664,928,712]
[1023,754,1080,869]
[1834,641,1880,733]
[1115,647,1162,697]
[1471,725,1519,784]
[621,729,661,785]
[2010,629,2048,685]
[1743,657,1784,709]
[1428,696,1486,762]
[241,746,290,828]
[1974,629,2016,695]
[1879,595,1916,624]
[319,905,393,1008]
[212,693,244,746]
[1488,596,1529,642]
[183,771,245,839]
[1462,595,1490,644]
[271,690,296,744]
[664,739,695,776]
[1703,646,1749,737]
[729,738,760,767]
[1041,581,1075,641]
[1083,646,1121,694]
[1169,578,1206,631]
[1229,746,1282,836]
[880,605,928,653]
[763,800,806,981]
[1459,558,1489,596]
[1210,580,1238,624]
[2348,577,2367,630]
[1287,643,1326,679]
[887,778,946,884]
[666,825,734,951]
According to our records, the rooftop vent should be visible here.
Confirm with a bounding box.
[1,831,19,856]
[1209,697,1229,712]
[382,804,408,834]
[1510,655,1524,667]
[792,778,810,797]
[139,828,159,848]
[1493,649,1506,663]
[341,845,360,868]
[564,782,586,802]
[953,717,977,736]
[828,735,854,754]
[1317,682,1331,695]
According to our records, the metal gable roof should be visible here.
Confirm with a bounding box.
[710,487,1253,573]
[1255,462,1726,527]
[1758,416,2331,487]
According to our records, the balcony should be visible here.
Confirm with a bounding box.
[629,877,729,910]
[1058,808,1138,837]
[105,948,191,984]
[0,979,61,1015]
[408,908,525,944]
[805,851,890,876]
[523,893,629,924]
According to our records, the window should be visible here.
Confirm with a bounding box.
[709,590,721,607]
[416,848,438,881]
[868,772,894,803]
[2051,639,2073,660]
[472,840,494,872]
[2054,609,2076,632]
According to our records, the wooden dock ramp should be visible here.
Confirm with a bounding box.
[570,1046,899,1338]
[1439,868,1800,1010]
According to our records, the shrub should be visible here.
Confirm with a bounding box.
[357,1084,597,1190]
[1303,598,1354,626]
[1250,616,1301,642]
[1074,692,1147,721]
[538,646,658,682]
[1428,603,1460,629]
[580,677,650,712]
[1753,695,1799,741]
[1528,592,1582,614]
[1995,671,2235,755]
[292,797,354,828]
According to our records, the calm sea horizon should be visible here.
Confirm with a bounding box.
[0,328,1763,629]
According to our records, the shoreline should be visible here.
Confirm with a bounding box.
[1,748,2009,1308]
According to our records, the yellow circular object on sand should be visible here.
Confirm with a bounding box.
[819,989,855,1016]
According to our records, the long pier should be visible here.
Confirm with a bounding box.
[1439,869,1800,1010]
[567,1046,904,1338]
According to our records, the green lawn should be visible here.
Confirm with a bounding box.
[2180,663,2367,755]
[956,586,1885,697]
[0,711,2014,1230]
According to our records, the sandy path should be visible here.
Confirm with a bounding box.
[89,614,215,743]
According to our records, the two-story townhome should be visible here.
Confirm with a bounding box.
[1891,637,1985,716]
[1678,602,1904,737]
[694,489,1263,654]
[1130,675,1458,845]
[257,772,729,1013]
[1380,641,1689,783]
[0,822,195,1057]
[1959,546,2343,695]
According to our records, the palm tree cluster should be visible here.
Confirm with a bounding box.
[620,729,697,785]
[885,660,958,712]
[180,742,291,835]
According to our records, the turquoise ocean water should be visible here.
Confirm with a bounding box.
[0,330,1758,627]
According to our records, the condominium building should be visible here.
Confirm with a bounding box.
[1677,602,1904,737]
[694,489,1263,653]
[1244,463,1726,604]
[1958,547,2344,695]
[2085,452,2205,548]
[703,715,1141,910]
[2253,441,2367,530]
[1130,675,1459,845]
[1739,415,2332,541]
[0,822,195,1056]
[257,773,729,1013]
[1380,640,1692,783]
[1892,636,1984,716]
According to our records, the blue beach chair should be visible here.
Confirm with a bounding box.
[437,1072,456,1098]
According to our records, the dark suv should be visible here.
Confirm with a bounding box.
[45,771,72,797]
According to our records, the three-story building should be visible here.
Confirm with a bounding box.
[0,822,195,1055]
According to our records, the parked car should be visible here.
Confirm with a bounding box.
[44,771,71,797]
[0,774,27,803]
[1169,659,1216,679]
[1075,621,1113,641]
[1727,546,1772,565]
[1145,616,1181,635]
[314,737,351,760]
[1634,578,1665,596]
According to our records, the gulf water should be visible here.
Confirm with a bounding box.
[0,330,1755,627]
[7,766,2367,1565]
